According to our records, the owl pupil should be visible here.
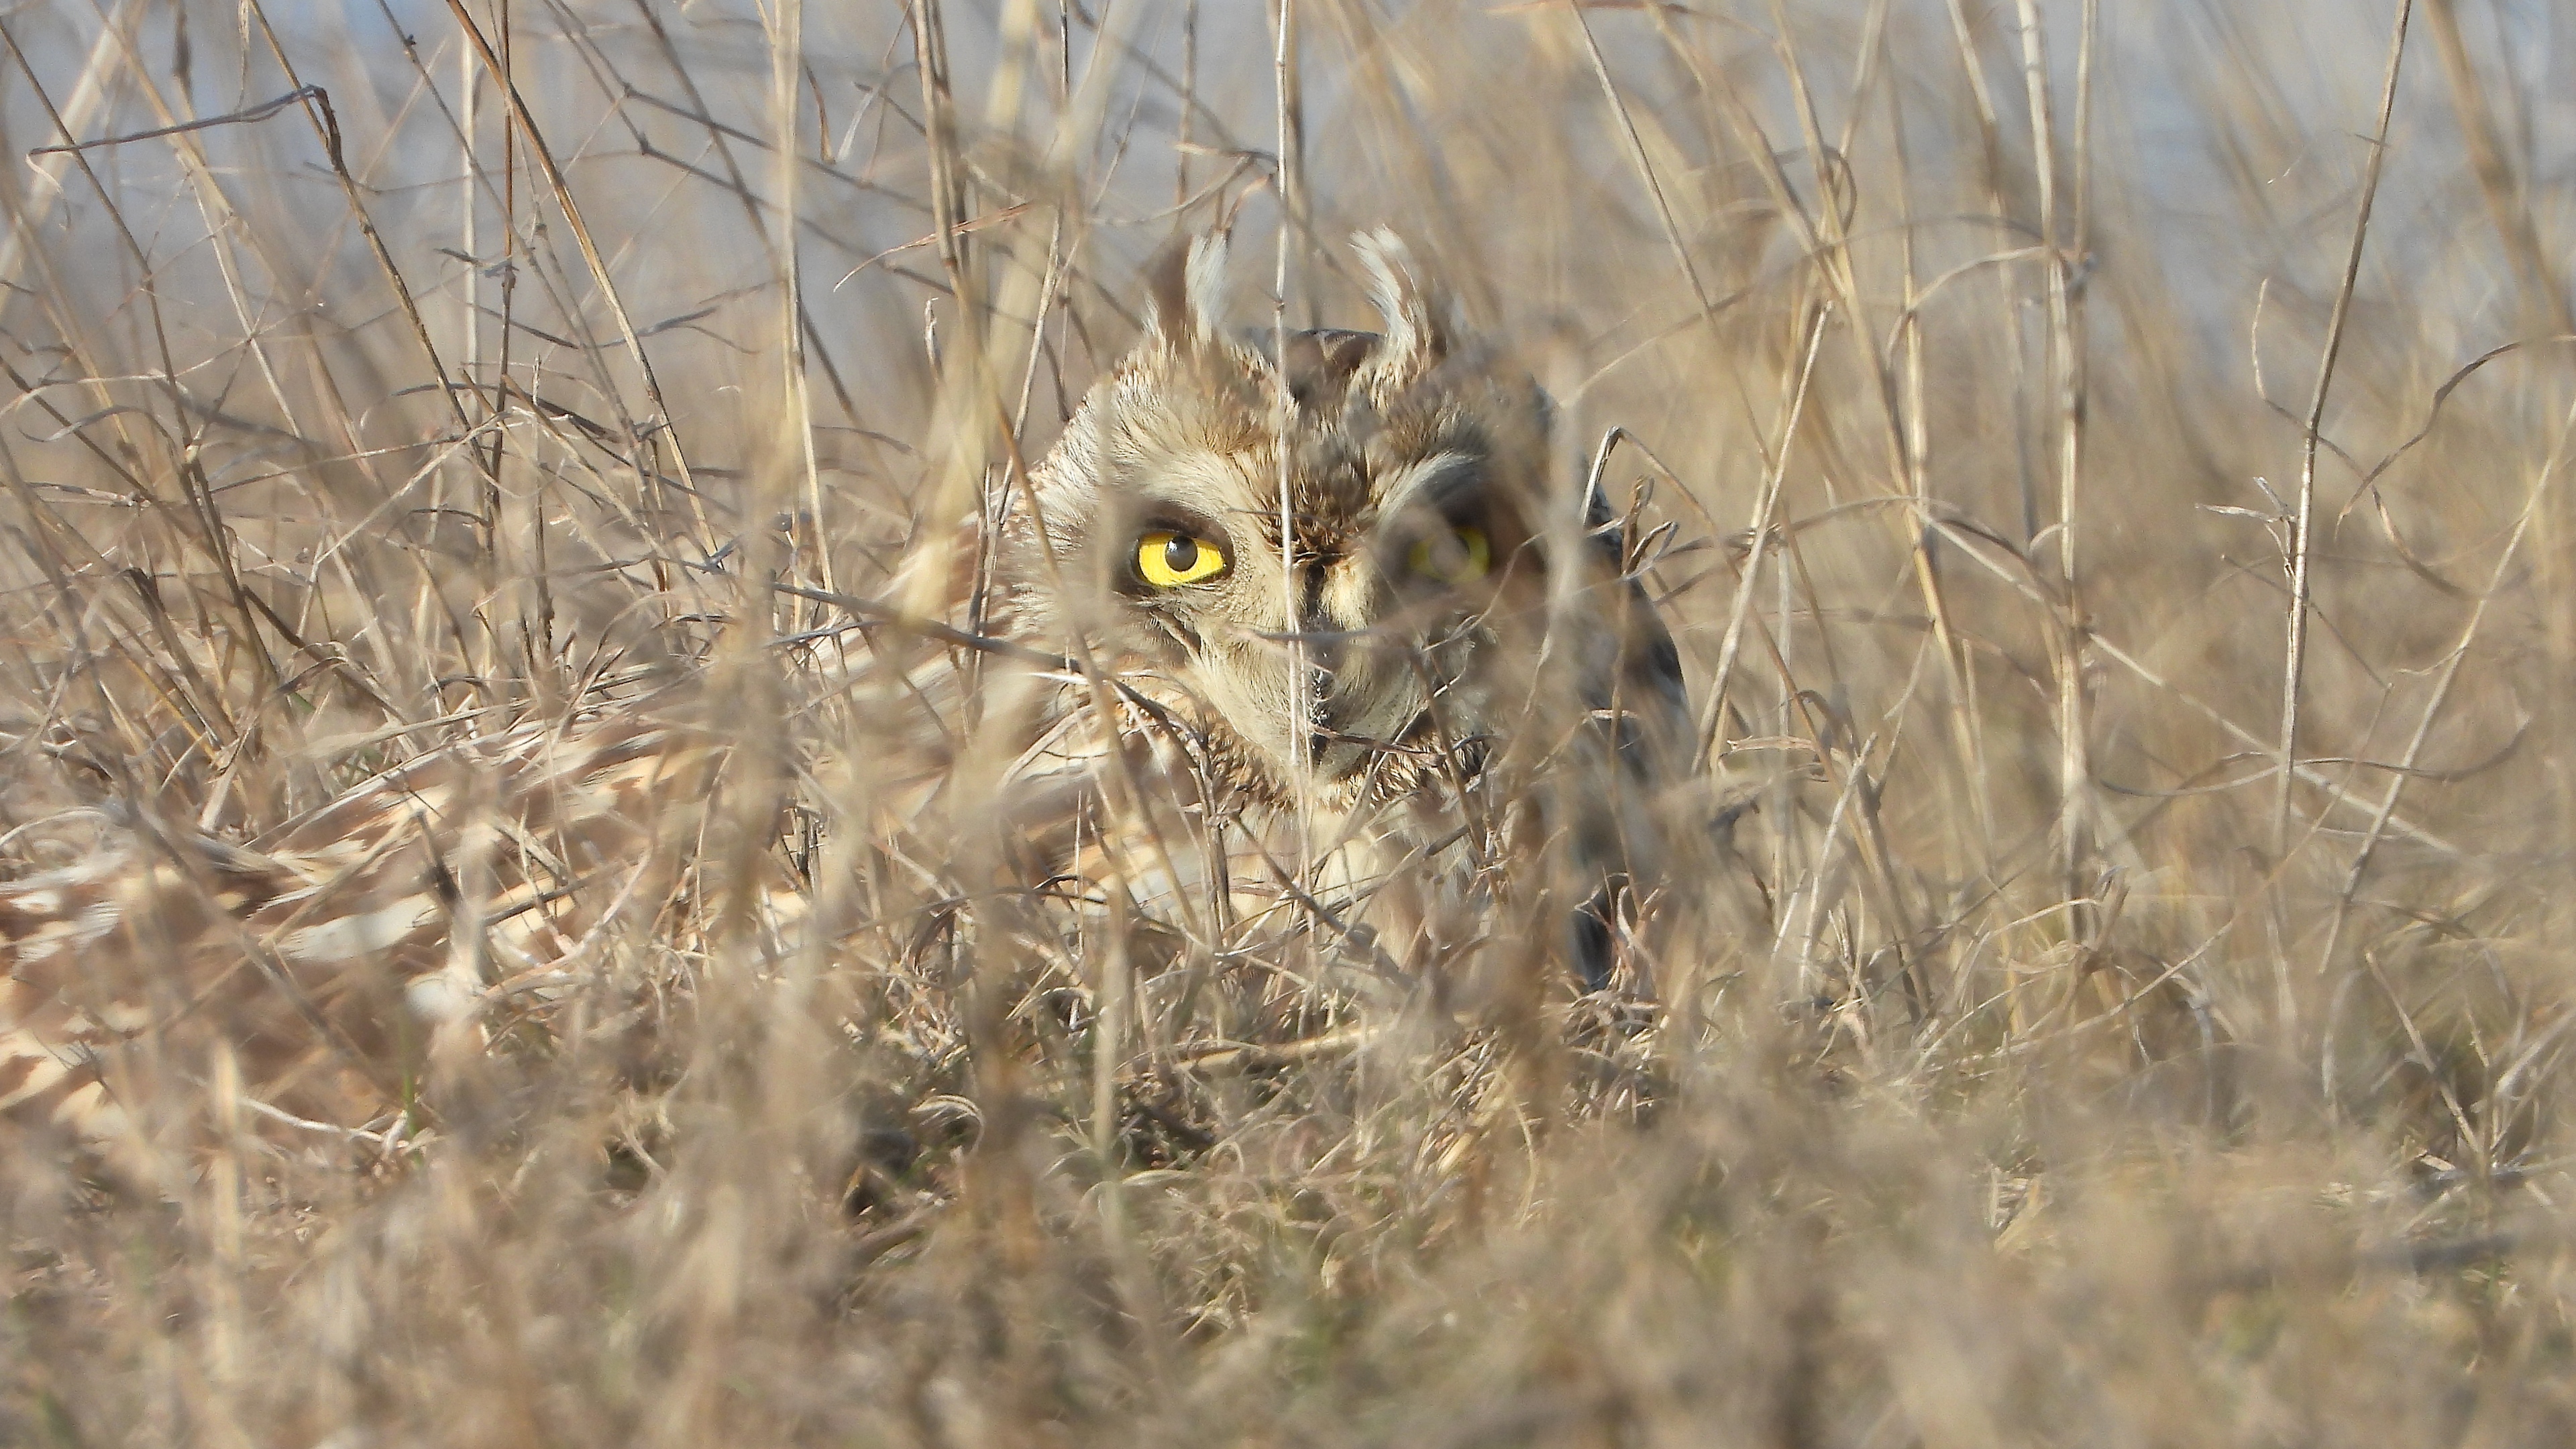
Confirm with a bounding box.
[1164,536,1200,574]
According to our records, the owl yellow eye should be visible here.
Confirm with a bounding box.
[1408,524,1492,585]
[1136,529,1229,588]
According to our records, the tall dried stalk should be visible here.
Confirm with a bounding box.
[2273,0,2414,882]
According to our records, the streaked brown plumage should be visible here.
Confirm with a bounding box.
[1,710,731,1158]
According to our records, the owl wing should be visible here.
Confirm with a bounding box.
[1,704,734,1154]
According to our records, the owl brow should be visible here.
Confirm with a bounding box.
[1372,449,1483,524]
[1122,492,1232,543]
[1142,512,1228,543]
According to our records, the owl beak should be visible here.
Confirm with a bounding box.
[1306,664,1424,786]
[1305,675,1358,783]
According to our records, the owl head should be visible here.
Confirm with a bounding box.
[1005,230,1669,816]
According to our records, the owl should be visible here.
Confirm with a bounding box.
[0,229,1691,1157]
[980,230,1690,997]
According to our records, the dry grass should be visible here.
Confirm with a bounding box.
[5,0,2575,1442]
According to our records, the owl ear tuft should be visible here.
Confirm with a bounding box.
[1352,228,1450,393]
[1145,230,1231,350]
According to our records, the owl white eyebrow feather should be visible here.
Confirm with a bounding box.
[1373,450,1482,521]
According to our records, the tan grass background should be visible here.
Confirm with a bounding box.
[4,0,2575,1442]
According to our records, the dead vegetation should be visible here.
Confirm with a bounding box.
[4,0,2575,1443]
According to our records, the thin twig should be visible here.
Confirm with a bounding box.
[26,86,318,156]
[2275,0,2415,861]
